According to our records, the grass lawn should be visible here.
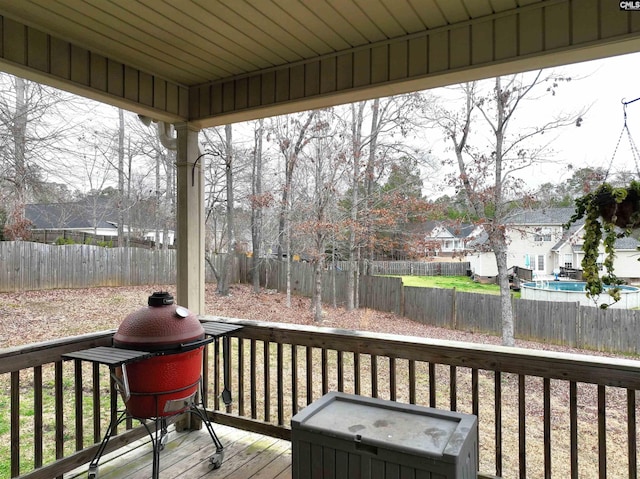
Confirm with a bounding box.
[385,275,517,296]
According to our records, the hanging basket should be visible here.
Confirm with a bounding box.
[565,181,640,308]
[591,182,640,229]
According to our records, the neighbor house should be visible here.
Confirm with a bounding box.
[466,207,640,281]
[422,222,476,257]
[25,199,175,246]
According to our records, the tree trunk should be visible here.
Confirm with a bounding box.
[346,103,364,311]
[6,77,28,238]
[218,124,235,296]
[117,109,125,247]
[313,255,323,322]
[251,120,264,293]
[365,98,380,268]
[491,233,515,346]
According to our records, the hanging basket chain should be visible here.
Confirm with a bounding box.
[606,97,640,179]
[622,97,640,177]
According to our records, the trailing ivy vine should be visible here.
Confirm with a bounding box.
[565,181,640,308]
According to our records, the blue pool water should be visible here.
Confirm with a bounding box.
[522,281,639,292]
[520,280,640,308]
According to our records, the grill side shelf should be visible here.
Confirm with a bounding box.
[62,346,153,366]
[200,322,243,338]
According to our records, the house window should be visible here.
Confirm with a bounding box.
[564,254,572,269]
[534,234,552,242]
[537,255,545,271]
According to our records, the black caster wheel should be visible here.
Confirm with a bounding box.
[209,451,224,469]
[159,434,168,451]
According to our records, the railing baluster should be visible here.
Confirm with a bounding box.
[263,341,271,422]
[34,365,43,468]
[92,363,100,443]
[408,360,416,404]
[544,378,551,479]
[306,346,313,405]
[214,338,220,411]
[277,343,284,426]
[450,365,457,411]
[55,360,64,467]
[321,348,328,395]
[371,354,378,398]
[429,363,436,408]
[354,352,361,395]
[74,359,83,451]
[238,338,245,416]
[11,370,19,478]
[250,339,257,419]
[628,389,637,479]
[291,344,298,416]
[472,368,479,467]
[337,350,344,392]
[598,385,606,479]
[109,371,117,437]
[495,371,502,478]
[519,374,526,479]
[390,357,396,401]
[570,381,578,479]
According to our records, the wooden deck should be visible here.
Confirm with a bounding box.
[65,424,292,479]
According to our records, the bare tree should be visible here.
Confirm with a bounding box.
[429,73,584,346]
[0,74,85,238]
[295,109,347,321]
[268,111,317,306]
[250,119,269,293]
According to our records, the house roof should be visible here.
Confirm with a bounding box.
[26,200,118,231]
[506,207,578,226]
[426,222,475,239]
[573,235,640,252]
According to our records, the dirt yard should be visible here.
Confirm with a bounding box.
[0,283,620,356]
[1,283,464,348]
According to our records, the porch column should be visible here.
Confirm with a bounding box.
[175,123,205,314]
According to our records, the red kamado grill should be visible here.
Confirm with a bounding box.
[61,291,243,479]
[113,291,207,418]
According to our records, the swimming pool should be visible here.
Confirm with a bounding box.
[520,280,640,308]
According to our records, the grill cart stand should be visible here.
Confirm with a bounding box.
[62,321,242,479]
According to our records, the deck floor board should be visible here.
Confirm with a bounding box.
[64,424,292,479]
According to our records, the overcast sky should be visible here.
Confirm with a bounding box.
[529,50,640,183]
[419,50,640,195]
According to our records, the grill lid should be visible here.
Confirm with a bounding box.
[114,291,204,351]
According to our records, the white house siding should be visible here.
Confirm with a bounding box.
[574,250,640,280]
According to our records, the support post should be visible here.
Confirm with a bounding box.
[174,123,205,315]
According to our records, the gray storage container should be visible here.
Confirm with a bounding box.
[291,392,477,479]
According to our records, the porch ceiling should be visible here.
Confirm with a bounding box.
[0,1,639,127]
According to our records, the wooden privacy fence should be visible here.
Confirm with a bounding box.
[2,242,640,354]
[254,260,640,355]
[0,241,181,291]
[335,259,470,276]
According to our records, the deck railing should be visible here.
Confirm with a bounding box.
[2,319,640,478]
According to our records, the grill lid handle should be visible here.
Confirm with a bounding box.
[148,291,174,307]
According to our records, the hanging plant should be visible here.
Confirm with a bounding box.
[565,181,640,308]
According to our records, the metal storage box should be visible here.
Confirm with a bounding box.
[291,392,477,479]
